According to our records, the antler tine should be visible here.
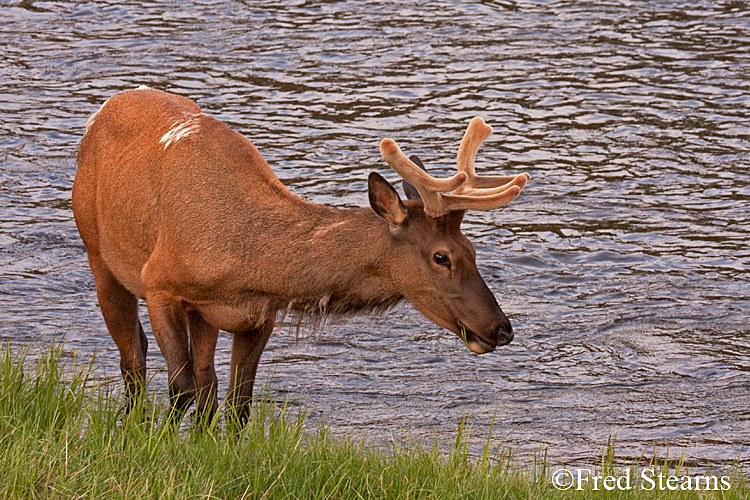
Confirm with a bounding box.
[380,138,467,218]
[457,117,492,178]
[379,118,530,218]
[441,173,528,213]
[455,117,527,193]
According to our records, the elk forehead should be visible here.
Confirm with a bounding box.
[432,217,476,261]
[160,113,203,149]
[406,201,463,233]
[402,202,470,252]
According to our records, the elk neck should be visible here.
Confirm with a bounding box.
[234,198,405,319]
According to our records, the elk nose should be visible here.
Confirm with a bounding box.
[494,316,514,346]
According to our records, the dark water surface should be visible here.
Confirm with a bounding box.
[2,0,749,469]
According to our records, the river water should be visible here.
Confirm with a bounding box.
[1,0,749,470]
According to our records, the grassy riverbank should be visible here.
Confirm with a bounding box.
[1,343,746,499]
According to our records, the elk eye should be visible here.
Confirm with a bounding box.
[433,252,450,267]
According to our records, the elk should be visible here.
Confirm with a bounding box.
[72,87,529,423]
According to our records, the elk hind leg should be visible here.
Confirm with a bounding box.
[89,257,147,406]
[145,291,197,422]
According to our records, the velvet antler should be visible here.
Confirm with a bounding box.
[380,117,529,218]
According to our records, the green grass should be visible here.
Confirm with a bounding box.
[0,342,746,499]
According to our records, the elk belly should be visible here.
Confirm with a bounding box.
[190,299,269,334]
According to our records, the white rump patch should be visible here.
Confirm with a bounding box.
[84,109,99,132]
[159,114,203,149]
[85,94,117,133]
[84,87,152,134]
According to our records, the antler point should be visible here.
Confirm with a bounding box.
[380,138,398,155]
[381,119,526,217]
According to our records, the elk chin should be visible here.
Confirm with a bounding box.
[408,299,498,354]
[457,323,497,354]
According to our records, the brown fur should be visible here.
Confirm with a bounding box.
[73,88,515,423]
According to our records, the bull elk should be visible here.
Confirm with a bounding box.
[72,87,529,423]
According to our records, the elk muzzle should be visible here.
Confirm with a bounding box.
[453,271,514,354]
[460,312,513,354]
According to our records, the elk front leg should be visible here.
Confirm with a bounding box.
[145,291,196,421]
[227,315,274,424]
[187,310,219,423]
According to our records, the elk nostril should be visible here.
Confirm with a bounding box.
[495,319,514,346]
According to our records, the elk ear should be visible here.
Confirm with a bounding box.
[368,172,408,226]
[402,154,426,201]
[447,209,465,228]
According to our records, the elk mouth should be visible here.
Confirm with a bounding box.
[458,322,497,354]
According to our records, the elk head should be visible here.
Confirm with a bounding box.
[370,117,530,354]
